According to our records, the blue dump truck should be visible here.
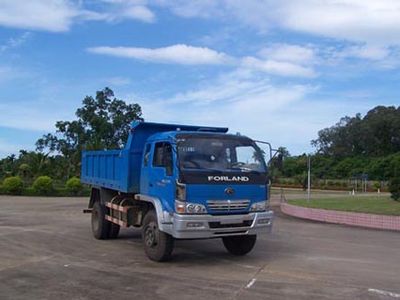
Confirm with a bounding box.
[81,121,274,261]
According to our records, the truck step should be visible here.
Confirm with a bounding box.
[105,202,135,213]
[105,215,128,227]
[105,200,143,227]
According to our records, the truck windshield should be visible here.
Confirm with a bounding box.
[177,136,266,173]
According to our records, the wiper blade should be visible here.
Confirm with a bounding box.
[181,167,223,173]
[201,168,224,173]
[228,167,260,173]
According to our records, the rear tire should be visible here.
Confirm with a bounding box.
[222,235,257,256]
[142,210,174,262]
[91,202,110,240]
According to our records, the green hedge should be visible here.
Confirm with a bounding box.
[65,177,84,195]
[20,187,90,197]
[0,175,90,197]
[32,176,54,195]
[1,176,23,195]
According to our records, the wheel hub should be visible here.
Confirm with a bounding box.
[145,222,158,248]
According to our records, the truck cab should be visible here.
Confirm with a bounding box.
[81,122,273,261]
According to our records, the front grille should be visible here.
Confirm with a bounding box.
[207,200,250,213]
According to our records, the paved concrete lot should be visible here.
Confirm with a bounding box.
[1,196,399,300]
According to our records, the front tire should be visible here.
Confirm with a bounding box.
[142,210,174,262]
[222,235,257,256]
[91,202,111,239]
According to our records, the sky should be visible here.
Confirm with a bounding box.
[0,0,399,158]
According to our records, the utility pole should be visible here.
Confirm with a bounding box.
[307,155,311,203]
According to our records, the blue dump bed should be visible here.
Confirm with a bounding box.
[81,121,228,193]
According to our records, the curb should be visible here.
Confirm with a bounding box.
[281,203,400,231]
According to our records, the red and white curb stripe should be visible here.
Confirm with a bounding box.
[281,203,400,231]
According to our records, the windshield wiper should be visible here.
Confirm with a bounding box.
[182,166,223,173]
[199,167,224,173]
[229,166,252,171]
[228,167,262,174]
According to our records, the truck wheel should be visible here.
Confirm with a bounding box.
[222,235,257,256]
[91,202,110,239]
[108,223,120,239]
[142,210,174,262]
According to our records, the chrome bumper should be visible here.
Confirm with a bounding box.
[163,210,273,239]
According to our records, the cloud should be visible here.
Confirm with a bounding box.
[319,43,400,69]
[88,43,316,77]
[244,44,317,77]
[153,0,221,18]
[0,138,34,158]
[0,0,156,32]
[0,139,23,158]
[103,76,132,86]
[158,1,400,45]
[0,32,32,53]
[336,45,390,60]
[168,69,274,105]
[137,68,370,154]
[241,57,316,78]
[121,5,155,23]
[258,44,316,64]
[0,102,65,132]
[0,0,78,32]
[275,0,400,45]
[137,69,318,152]
[2,0,400,46]
[91,1,156,23]
[87,44,232,65]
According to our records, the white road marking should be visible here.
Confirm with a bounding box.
[368,288,400,298]
[245,278,256,289]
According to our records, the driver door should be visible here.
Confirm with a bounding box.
[148,142,175,211]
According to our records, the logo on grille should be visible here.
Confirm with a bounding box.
[225,187,235,195]
[208,175,249,182]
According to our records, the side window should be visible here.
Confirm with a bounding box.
[153,142,173,176]
[164,144,173,176]
[143,144,151,166]
[153,143,164,167]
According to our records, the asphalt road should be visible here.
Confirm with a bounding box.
[1,196,399,300]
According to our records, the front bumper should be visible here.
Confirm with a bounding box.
[165,210,273,239]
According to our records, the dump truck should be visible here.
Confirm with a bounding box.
[81,121,274,261]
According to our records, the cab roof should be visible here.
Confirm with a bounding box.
[125,121,230,151]
[147,130,252,143]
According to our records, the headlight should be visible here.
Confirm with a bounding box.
[250,201,266,212]
[175,200,207,214]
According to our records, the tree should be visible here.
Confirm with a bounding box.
[36,87,143,178]
[389,177,400,201]
[312,106,400,157]
[17,150,49,179]
[0,154,16,179]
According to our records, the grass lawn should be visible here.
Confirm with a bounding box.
[288,196,400,216]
